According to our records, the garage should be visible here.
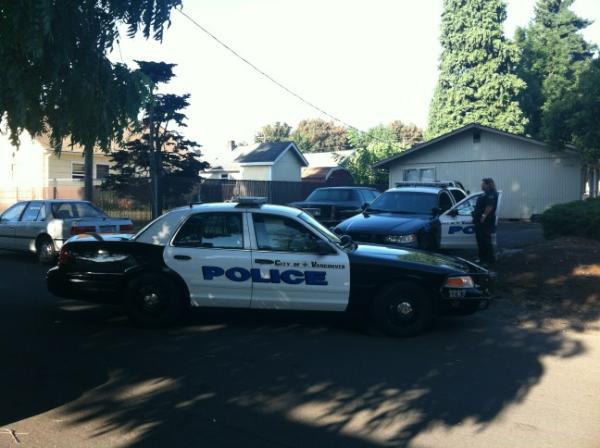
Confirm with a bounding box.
[373,123,591,220]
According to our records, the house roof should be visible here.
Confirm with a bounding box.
[373,123,577,169]
[235,141,308,166]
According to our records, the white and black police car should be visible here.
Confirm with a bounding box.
[47,197,493,336]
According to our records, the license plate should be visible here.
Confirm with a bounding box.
[448,289,466,298]
[99,225,116,233]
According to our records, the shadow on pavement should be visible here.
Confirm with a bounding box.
[0,249,588,446]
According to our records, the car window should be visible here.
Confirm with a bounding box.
[363,190,379,202]
[172,213,243,249]
[307,189,355,202]
[51,202,106,219]
[449,189,466,203]
[454,195,481,217]
[253,214,319,253]
[135,210,189,246]
[21,202,43,222]
[439,192,453,212]
[1,203,27,222]
[368,191,438,215]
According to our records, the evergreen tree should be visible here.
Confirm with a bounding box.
[515,0,595,140]
[426,0,527,139]
[103,62,208,214]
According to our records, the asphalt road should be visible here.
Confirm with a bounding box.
[1,249,599,448]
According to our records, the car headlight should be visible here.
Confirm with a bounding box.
[444,276,475,289]
[385,234,417,244]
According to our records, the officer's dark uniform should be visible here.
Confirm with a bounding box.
[473,190,499,263]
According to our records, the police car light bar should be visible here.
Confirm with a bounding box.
[235,196,268,207]
[395,181,452,188]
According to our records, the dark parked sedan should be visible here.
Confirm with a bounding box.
[289,187,380,225]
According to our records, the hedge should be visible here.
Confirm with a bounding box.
[540,197,600,241]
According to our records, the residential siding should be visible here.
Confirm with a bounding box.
[240,165,271,181]
[271,150,302,182]
[387,129,583,219]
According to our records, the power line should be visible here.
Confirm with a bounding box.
[175,8,407,150]
[176,9,357,130]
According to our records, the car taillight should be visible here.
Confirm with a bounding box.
[58,248,73,266]
[119,224,134,232]
[70,225,96,235]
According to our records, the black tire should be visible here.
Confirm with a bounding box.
[369,281,433,337]
[36,236,56,265]
[125,274,185,328]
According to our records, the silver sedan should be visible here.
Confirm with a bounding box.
[0,200,133,264]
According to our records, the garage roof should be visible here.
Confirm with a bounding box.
[373,123,576,169]
[235,141,308,166]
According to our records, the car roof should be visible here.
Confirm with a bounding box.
[386,187,445,194]
[313,186,377,191]
[169,202,303,218]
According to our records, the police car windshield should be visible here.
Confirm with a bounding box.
[298,212,341,244]
[367,191,438,215]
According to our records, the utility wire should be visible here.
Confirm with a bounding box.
[176,8,406,150]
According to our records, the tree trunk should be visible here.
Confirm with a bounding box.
[148,95,160,219]
[84,144,94,202]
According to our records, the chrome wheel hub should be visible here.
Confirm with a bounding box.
[397,301,414,316]
[143,292,160,307]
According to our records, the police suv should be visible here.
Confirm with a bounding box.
[47,197,493,336]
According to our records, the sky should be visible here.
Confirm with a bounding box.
[115,0,600,158]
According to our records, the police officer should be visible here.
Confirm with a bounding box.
[473,178,499,264]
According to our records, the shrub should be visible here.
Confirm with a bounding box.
[540,197,600,241]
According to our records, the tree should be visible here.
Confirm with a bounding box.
[343,125,409,185]
[103,62,208,216]
[0,0,182,200]
[254,122,292,143]
[515,0,595,140]
[291,118,349,153]
[426,0,527,139]
[388,121,424,147]
[544,58,600,162]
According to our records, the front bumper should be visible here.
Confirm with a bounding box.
[438,259,495,312]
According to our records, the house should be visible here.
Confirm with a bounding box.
[373,123,596,220]
[302,150,355,185]
[202,141,308,182]
[0,131,114,211]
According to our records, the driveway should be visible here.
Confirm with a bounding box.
[497,222,544,249]
[0,250,599,447]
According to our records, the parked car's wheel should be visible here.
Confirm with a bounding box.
[36,236,56,265]
[125,274,185,328]
[369,281,433,337]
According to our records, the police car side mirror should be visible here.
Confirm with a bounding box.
[315,239,335,255]
[361,202,369,210]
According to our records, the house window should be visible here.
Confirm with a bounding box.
[220,173,229,179]
[96,164,110,179]
[72,162,85,180]
[403,167,436,182]
[473,131,481,143]
[403,169,419,182]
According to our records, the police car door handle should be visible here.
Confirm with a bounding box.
[174,255,191,261]
[255,259,274,265]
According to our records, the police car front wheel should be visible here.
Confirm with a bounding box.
[369,281,433,337]
[125,274,185,328]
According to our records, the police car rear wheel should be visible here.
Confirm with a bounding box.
[369,282,432,337]
[126,274,184,328]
